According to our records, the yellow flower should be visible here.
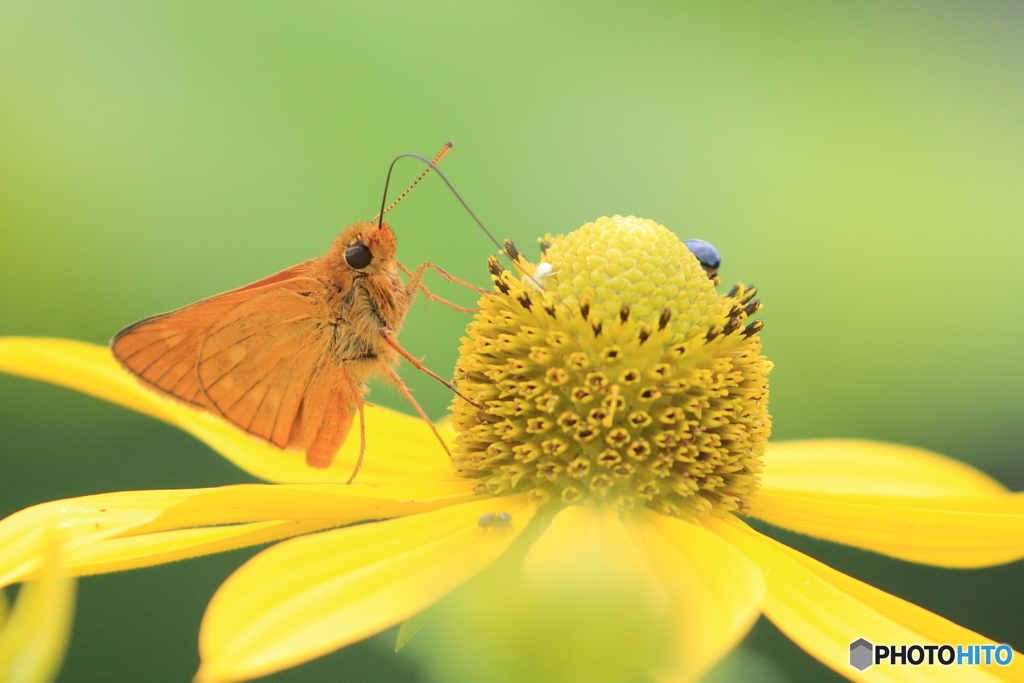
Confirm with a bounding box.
[0,539,76,683]
[1,215,1023,683]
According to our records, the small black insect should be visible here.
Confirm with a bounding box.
[478,511,513,528]
[683,239,720,279]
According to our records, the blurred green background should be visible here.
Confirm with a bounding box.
[1,1,1022,681]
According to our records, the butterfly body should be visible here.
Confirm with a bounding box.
[112,220,416,469]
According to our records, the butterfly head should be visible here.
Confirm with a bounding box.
[332,220,398,275]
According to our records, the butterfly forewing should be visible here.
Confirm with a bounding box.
[111,293,269,409]
[112,267,360,466]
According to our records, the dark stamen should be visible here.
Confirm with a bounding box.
[742,320,764,337]
[504,240,521,263]
[488,256,505,278]
[658,308,672,330]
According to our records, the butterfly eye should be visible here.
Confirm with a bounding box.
[345,242,373,270]
[683,239,720,279]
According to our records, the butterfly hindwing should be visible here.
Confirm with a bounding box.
[195,285,333,448]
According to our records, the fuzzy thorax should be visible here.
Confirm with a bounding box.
[450,216,772,517]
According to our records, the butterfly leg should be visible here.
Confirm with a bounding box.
[379,328,480,408]
[397,260,488,312]
[382,363,452,458]
[342,374,367,485]
[417,286,479,313]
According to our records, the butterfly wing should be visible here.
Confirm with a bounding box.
[112,266,362,468]
[195,286,364,466]
[111,262,319,407]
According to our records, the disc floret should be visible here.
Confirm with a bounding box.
[450,216,772,517]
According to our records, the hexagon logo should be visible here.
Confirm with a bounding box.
[850,638,874,671]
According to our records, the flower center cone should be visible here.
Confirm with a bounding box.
[450,216,772,516]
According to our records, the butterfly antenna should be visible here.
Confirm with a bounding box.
[376,144,549,291]
[375,141,454,228]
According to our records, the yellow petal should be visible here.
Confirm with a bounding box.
[750,490,1024,568]
[394,602,437,652]
[760,440,1008,497]
[0,481,475,586]
[196,495,538,683]
[0,543,76,683]
[418,507,673,683]
[523,502,668,612]
[0,338,450,483]
[125,480,475,534]
[627,510,765,683]
[706,514,1023,683]
[0,490,194,587]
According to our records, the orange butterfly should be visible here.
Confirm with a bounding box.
[111,144,479,482]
